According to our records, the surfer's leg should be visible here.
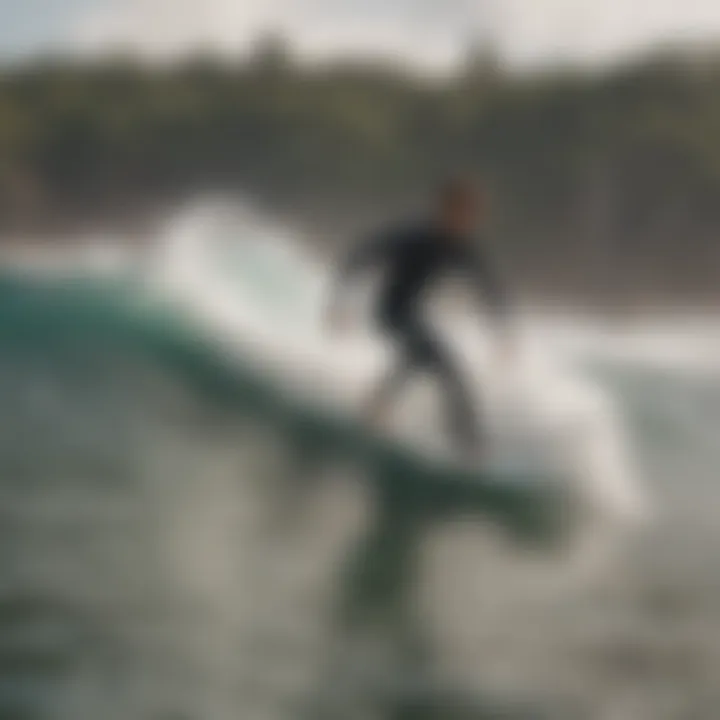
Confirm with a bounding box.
[364,311,420,429]
[437,356,481,455]
[363,359,413,428]
[408,322,481,454]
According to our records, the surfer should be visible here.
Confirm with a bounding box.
[327,176,514,456]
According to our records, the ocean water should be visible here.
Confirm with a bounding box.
[0,201,719,720]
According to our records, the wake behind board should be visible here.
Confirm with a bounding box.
[274,389,572,545]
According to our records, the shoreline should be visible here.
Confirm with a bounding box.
[0,194,718,315]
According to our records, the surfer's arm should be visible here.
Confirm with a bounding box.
[340,232,396,280]
[462,242,520,366]
[326,233,395,329]
[464,242,511,326]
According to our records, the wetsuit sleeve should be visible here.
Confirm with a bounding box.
[337,231,397,280]
[463,243,510,324]
[328,231,398,312]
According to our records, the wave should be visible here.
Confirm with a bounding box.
[0,256,568,546]
[0,199,663,719]
[8,202,655,540]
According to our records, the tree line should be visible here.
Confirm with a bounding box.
[1,41,719,306]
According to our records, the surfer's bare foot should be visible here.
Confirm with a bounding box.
[361,389,396,431]
[364,402,390,431]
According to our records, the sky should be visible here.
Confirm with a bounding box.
[0,0,98,60]
[1,0,720,70]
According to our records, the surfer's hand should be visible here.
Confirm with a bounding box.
[325,306,352,336]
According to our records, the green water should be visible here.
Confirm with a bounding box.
[1,270,719,719]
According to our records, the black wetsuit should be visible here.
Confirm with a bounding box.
[337,221,508,452]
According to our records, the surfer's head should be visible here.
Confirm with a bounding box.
[437,174,484,239]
